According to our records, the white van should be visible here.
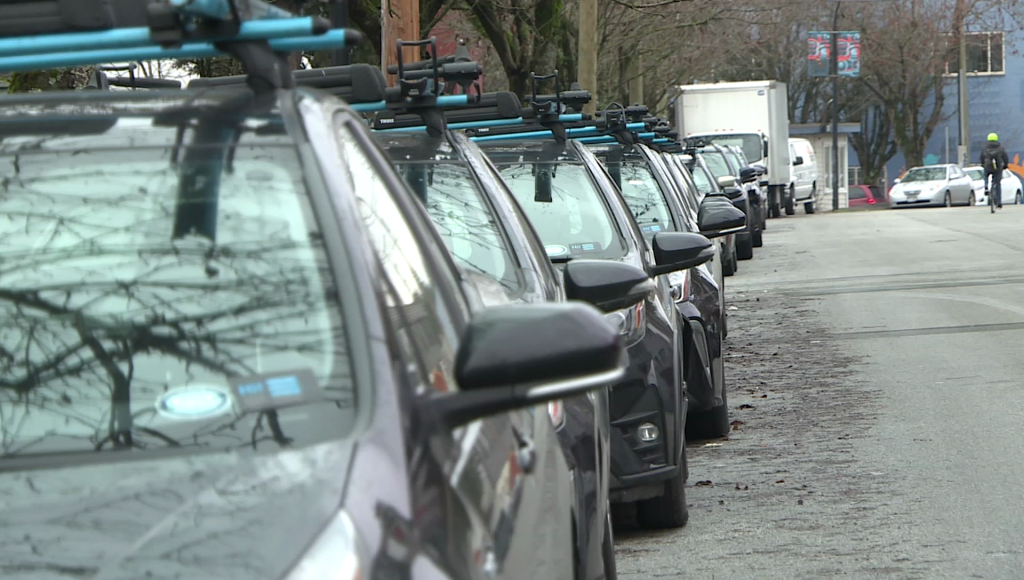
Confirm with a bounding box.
[787,138,818,214]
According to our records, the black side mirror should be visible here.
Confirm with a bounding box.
[434,303,626,427]
[723,186,744,200]
[740,166,759,184]
[698,198,747,238]
[563,260,654,313]
[648,232,715,277]
[793,156,804,166]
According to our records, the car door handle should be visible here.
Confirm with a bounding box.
[512,426,536,474]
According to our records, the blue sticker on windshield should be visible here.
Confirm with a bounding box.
[641,225,663,233]
[569,242,600,253]
[229,368,323,413]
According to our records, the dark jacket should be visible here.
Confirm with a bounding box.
[981,141,1009,175]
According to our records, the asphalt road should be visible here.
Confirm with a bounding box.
[613,204,1024,579]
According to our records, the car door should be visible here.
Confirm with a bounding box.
[949,165,972,204]
[328,111,570,579]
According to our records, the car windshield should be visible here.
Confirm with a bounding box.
[706,134,763,164]
[0,101,352,466]
[374,133,522,299]
[723,149,745,171]
[483,143,627,261]
[613,159,677,238]
[701,150,733,181]
[966,168,985,181]
[902,167,947,183]
[691,163,716,195]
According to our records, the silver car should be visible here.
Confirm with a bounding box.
[889,164,974,207]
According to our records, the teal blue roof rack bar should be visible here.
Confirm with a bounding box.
[0,0,360,92]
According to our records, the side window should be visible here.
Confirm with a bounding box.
[790,144,798,163]
[334,119,463,394]
[849,187,866,199]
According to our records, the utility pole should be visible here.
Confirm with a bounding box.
[578,0,597,114]
[955,0,970,165]
[330,0,350,66]
[382,0,420,85]
[830,2,840,212]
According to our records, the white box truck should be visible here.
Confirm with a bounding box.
[672,80,812,217]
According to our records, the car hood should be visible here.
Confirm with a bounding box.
[1,440,355,580]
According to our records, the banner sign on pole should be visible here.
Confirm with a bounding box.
[807,31,861,77]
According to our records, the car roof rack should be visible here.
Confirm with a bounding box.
[0,0,361,97]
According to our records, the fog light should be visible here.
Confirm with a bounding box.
[637,422,660,442]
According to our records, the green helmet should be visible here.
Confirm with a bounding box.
[989,132,999,141]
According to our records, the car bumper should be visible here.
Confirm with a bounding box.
[891,191,943,206]
[607,333,684,499]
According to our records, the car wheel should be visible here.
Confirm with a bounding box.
[968,192,976,206]
[601,504,617,580]
[944,191,952,207]
[1016,191,1022,204]
[635,447,689,529]
[752,228,763,247]
[722,246,735,277]
[737,235,754,260]
[804,185,816,214]
[784,187,796,215]
[686,384,729,440]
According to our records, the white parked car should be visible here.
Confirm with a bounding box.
[964,165,1024,206]
[889,164,974,207]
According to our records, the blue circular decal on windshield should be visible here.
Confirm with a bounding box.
[545,244,569,257]
[155,385,233,420]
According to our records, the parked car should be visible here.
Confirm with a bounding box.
[964,165,1024,206]
[848,184,888,207]
[723,144,768,246]
[696,144,755,260]
[0,9,638,578]
[587,142,746,441]
[679,152,739,276]
[372,126,642,580]
[477,137,718,529]
[889,164,974,207]
[788,137,818,214]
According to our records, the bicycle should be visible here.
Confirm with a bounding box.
[988,173,1001,213]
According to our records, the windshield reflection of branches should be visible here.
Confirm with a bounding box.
[495,163,623,260]
[399,162,519,294]
[618,163,675,234]
[0,147,350,459]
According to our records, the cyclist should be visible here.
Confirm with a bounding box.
[980,132,1009,209]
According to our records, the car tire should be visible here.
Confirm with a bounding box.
[784,187,796,215]
[944,191,952,207]
[722,247,735,276]
[752,228,763,247]
[737,236,754,261]
[969,192,976,206]
[601,505,617,580]
[1016,191,1022,204]
[804,185,816,214]
[686,384,729,440]
[635,448,689,529]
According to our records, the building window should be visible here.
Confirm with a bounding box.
[946,32,1005,75]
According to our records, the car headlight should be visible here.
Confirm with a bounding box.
[605,300,646,347]
[286,510,363,580]
[667,269,690,304]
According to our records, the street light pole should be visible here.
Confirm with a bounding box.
[831,2,841,211]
